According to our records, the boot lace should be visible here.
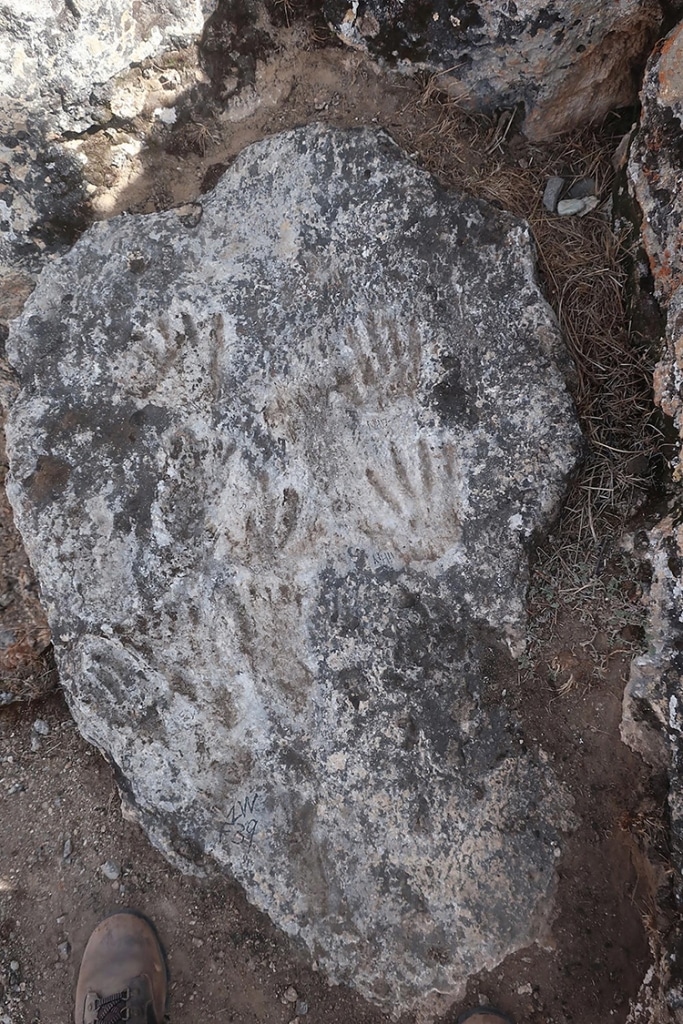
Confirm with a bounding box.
[95,988,130,1023]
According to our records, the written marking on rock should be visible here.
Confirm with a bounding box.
[222,791,259,849]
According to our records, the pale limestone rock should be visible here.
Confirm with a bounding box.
[0,0,211,136]
[5,126,581,1014]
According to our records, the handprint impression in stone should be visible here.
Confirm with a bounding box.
[253,309,468,574]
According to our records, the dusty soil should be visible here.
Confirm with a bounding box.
[0,644,667,1024]
[0,7,673,1024]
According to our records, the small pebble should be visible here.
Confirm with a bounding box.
[295,999,308,1016]
[283,986,298,1003]
[9,962,19,973]
[63,837,72,859]
[58,941,71,960]
[566,176,596,200]
[30,734,42,752]
[517,983,533,995]
[100,860,120,880]
[542,175,565,213]
[33,719,50,736]
[556,195,599,217]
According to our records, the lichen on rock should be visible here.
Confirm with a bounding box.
[624,23,683,1023]
[5,125,582,1014]
[324,0,662,141]
[0,0,210,135]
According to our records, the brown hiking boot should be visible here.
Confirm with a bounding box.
[74,911,167,1024]
[457,1010,514,1024]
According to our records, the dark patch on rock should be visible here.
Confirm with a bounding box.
[23,456,71,506]
[429,353,479,428]
[0,133,91,274]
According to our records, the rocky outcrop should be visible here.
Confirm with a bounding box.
[0,0,211,299]
[0,0,211,136]
[624,23,683,790]
[629,20,683,305]
[4,126,581,1014]
[324,0,662,141]
[623,22,683,1024]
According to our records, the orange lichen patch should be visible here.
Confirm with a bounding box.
[656,21,683,105]
[637,218,679,302]
[652,360,674,416]
[652,248,677,290]
[657,21,682,59]
[523,17,657,141]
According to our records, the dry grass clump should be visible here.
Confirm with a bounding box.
[391,84,660,658]
[0,643,58,704]
[166,118,220,157]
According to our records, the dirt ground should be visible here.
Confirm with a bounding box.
[0,7,674,1024]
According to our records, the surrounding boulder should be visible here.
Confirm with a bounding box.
[0,0,211,136]
[5,126,582,1013]
[628,20,683,305]
[623,22,683,1024]
[625,18,683,741]
[621,512,683,1024]
[0,0,211,309]
[625,929,683,1024]
[324,0,662,141]
[0,2,215,701]
[624,21,683,797]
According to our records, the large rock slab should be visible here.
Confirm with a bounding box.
[5,126,581,1013]
[324,0,662,141]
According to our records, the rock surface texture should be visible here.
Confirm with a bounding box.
[0,0,211,135]
[324,0,662,141]
[622,513,683,1024]
[626,17,683,766]
[0,0,211,303]
[5,126,581,1013]
[625,22,683,1024]
[0,2,217,699]
[629,20,683,305]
